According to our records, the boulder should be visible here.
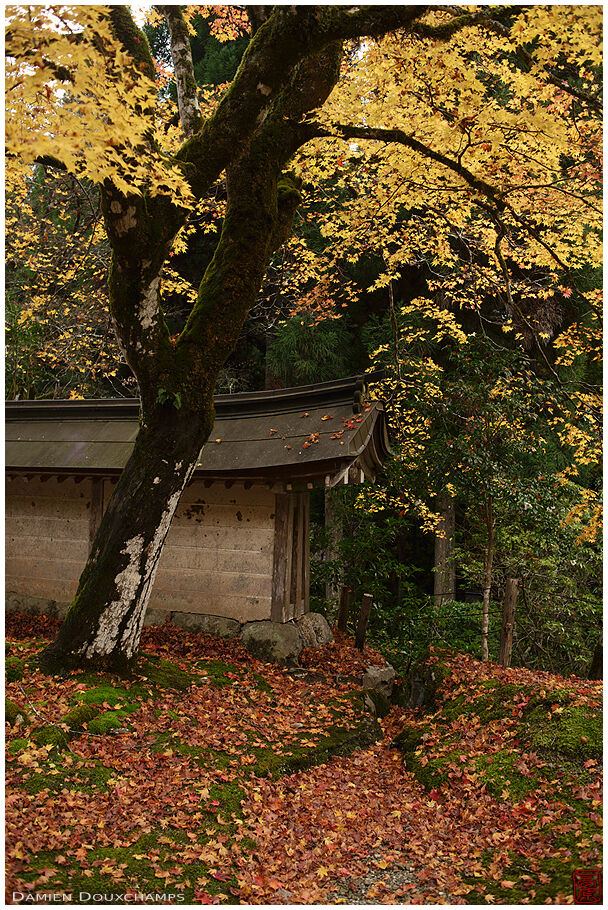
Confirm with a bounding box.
[240,621,303,664]
[361,664,396,699]
[296,612,333,649]
[171,612,241,639]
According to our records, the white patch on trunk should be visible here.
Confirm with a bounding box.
[85,535,145,658]
[153,477,161,484]
[175,461,182,471]
[139,275,161,331]
[85,460,198,660]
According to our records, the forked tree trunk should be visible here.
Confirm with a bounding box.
[480,496,495,662]
[40,405,212,671]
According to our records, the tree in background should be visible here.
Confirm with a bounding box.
[5,5,601,671]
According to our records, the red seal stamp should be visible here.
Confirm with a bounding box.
[573,869,602,904]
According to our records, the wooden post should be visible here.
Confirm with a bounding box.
[337,586,350,636]
[355,593,373,651]
[499,577,519,668]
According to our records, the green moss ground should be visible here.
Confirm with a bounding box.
[393,666,602,904]
[7,647,380,904]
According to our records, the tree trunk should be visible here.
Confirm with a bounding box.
[480,496,495,662]
[499,577,518,668]
[588,632,603,680]
[40,404,212,671]
[324,487,342,604]
[433,492,455,605]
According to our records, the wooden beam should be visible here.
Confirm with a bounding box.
[294,493,304,617]
[271,493,290,622]
[303,493,310,614]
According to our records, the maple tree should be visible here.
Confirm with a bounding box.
[5,5,601,670]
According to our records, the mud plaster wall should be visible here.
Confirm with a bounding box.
[5,477,276,622]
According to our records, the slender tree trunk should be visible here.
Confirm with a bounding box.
[324,487,342,605]
[588,632,603,680]
[433,492,456,605]
[499,577,518,668]
[40,403,213,671]
[480,496,495,662]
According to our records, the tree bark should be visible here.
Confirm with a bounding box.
[499,577,518,668]
[433,492,455,605]
[480,496,495,662]
[324,487,342,604]
[40,8,345,671]
[588,632,603,680]
[40,404,213,671]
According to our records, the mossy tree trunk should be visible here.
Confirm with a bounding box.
[40,6,345,671]
[39,5,479,671]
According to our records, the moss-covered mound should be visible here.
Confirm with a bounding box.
[392,651,603,904]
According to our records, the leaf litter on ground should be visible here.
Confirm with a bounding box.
[5,613,602,905]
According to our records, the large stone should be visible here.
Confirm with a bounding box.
[240,621,303,664]
[361,664,396,699]
[143,607,171,628]
[296,612,333,649]
[171,612,241,639]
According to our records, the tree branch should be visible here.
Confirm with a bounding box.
[160,6,203,138]
[308,121,505,209]
[172,5,430,200]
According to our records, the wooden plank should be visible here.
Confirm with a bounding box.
[158,545,272,575]
[89,477,104,550]
[166,524,274,550]
[6,575,79,602]
[173,501,274,527]
[6,496,92,520]
[6,556,85,582]
[6,476,93,499]
[152,567,272,598]
[271,493,290,622]
[355,593,373,651]
[179,482,275,508]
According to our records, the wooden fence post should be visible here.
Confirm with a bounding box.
[337,586,351,636]
[355,593,373,651]
[499,578,519,668]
